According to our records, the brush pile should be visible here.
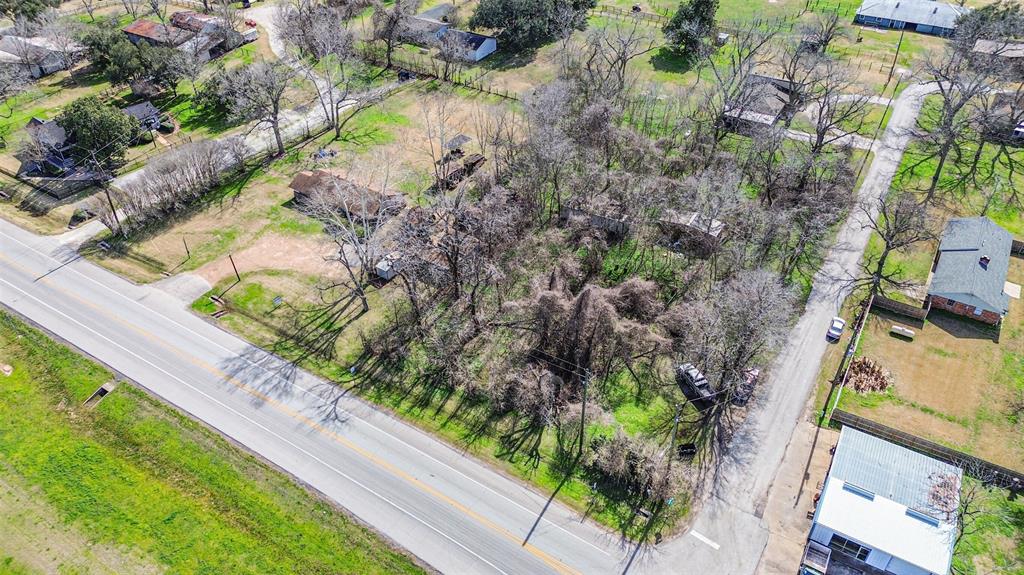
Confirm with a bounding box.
[847,357,893,393]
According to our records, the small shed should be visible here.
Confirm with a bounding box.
[375,251,402,281]
[658,209,726,254]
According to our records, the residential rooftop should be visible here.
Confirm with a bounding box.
[929,217,1013,315]
[815,427,961,575]
[855,0,970,30]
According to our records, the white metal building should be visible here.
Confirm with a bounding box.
[809,427,962,575]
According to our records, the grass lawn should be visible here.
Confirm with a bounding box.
[0,310,424,575]
[815,257,1024,470]
[0,68,114,151]
[953,481,1024,575]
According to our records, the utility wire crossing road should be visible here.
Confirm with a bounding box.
[0,82,935,575]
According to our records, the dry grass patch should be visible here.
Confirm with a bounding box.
[831,257,1024,468]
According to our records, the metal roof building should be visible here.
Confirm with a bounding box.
[809,427,961,575]
[854,0,970,36]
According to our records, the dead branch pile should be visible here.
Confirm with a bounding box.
[847,357,893,393]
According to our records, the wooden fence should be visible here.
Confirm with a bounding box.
[870,295,929,321]
[830,409,1024,491]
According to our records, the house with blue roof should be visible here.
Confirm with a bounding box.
[802,427,962,575]
[926,217,1013,325]
[853,0,970,36]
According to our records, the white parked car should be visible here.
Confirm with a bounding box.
[826,317,846,341]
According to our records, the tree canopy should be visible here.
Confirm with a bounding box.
[0,0,58,21]
[664,0,718,56]
[81,18,184,90]
[58,96,141,171]
[469,0,596,49]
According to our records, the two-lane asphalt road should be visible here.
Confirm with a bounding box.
[0,219,625,575]
[1,82,936,575]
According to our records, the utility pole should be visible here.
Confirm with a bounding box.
[667,403,681,473]
[886,29,905,87]
[91,150,122,236]
[578,371,590,457]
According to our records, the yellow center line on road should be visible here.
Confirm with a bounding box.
[0,252,580,575]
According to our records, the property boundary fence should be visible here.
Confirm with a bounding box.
[357,46,520,101]
[870,295,929,321]
[592,5,669,27]
[803,0,857,18]
[830,409,1024,491]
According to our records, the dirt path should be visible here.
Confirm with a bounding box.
[195,233,338,285]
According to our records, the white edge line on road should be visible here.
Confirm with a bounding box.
[688,530,720,551]
[0,275,512,575]
[0,228,612,557]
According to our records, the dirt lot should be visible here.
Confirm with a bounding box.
[824,256,1024,469]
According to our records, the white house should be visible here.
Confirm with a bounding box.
[805,427,961,575]
[445,30,497,62]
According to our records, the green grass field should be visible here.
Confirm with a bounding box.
[0,310,424,575]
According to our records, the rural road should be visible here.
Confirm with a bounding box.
[1,82,936,574]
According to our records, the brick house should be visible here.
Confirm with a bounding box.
[926,217,1013,325]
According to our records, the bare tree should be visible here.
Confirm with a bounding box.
[908,47,995,205]
[801,10,842,54]
[435,32,469,83]
[927,462,1022,575]
[147,0,168,24]
[91,139,234,234]
[41,17,83,74]
[662,269,793,477]
[81,0,98,21]
[805,58,871,156]
[371,0,420,70]
[0,66,28,122]
[121,0,143,19]
[858,192,933,297]
[287,157,404,359]
[278,2,381,140]
[559,18,658,104]
[693,22,779,162]
[220,59,296,156]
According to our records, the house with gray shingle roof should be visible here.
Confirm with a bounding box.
[854,0,970,36]
[927,217,1013,325]
[806,427,961,575]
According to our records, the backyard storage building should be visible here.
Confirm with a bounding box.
[807,427,961,575]
[0,35,81,78]
[927,217,1013,325]
[853,0,969,36]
